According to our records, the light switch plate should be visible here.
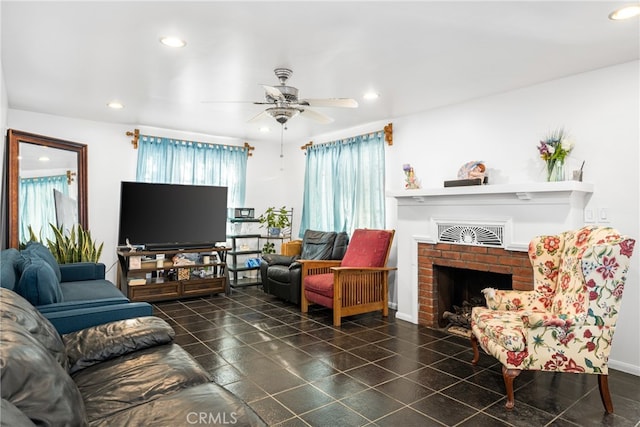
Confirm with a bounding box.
[584,209,595,223]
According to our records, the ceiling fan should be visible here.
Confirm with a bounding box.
[245,68,358,125]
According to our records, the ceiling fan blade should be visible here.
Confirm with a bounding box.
[247,110,269,123]
[299,108,334,124]
[262,85,285,101]
[299,98,359,108]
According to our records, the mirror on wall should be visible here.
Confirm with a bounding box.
[7,130,88,248]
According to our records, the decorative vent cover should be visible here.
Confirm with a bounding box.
[437,224,504,247]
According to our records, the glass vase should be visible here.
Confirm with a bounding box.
[546,159,565,182]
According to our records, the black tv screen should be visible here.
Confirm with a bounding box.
[118,182,228,249]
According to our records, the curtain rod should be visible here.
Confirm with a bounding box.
[125,129,255,157]
[300,122,393,150]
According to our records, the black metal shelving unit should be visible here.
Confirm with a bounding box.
[227,219,262,288]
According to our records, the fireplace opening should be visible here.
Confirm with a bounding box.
[435,266,512,329]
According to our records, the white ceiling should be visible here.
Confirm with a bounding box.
[2,1,638,144]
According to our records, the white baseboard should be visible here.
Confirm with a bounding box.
[395,312,417,324]
[609,359,640,376]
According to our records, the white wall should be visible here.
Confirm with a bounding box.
[6,61,639,374]
[0,0,5,136]
[1,38,8,248]
[244,138,305,236]
[1,65,6,134]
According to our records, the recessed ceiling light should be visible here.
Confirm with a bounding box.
[107,101,124,109]
[160,36,187,48]
[259,126,270,133]
[38,156,50,162]
[363,92,380,100]
[609,5,640,20]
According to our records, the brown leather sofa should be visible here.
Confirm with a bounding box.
[0,287,266,426]
[259,229,348,305]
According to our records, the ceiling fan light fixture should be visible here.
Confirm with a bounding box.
[159,36,187,48]
[265,107,300,124]
[609,5,640,20]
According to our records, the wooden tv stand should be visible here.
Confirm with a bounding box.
[117,246,230,302]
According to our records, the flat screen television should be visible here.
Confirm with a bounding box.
[118,182,228,250]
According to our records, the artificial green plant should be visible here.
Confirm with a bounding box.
[24,223,103,263]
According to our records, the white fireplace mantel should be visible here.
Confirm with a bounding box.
[388,181,594,324]
[388,181,594,206]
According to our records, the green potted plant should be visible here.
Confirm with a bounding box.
[261,241,276,255]
[22,223,103,263]
[47,224,103,263]
[258,206,291,237]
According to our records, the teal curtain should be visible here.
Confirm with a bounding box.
[19,175,69,243]
[300,132,385,236]
[135,136,247,209]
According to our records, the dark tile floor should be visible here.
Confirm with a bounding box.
[152,287,640,426]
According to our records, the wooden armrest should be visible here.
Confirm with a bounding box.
[299,259,342,276]
[299,259,342,267]
[331,266,397,272]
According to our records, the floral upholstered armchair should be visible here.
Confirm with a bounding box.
[470,226,635,413]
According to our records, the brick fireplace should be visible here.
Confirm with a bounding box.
[389,181,593,325]
[417,242,533,328]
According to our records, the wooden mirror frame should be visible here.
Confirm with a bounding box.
[7,129,88,248]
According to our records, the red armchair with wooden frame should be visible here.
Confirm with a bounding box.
[300,229,396,326]
[470,226,635,413]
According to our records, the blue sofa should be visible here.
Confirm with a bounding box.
[1,242,152,333]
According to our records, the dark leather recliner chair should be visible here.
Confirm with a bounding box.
[260,230,349,305]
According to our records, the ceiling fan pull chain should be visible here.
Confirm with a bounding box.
[279,124,286,171]
[280,124,285,159]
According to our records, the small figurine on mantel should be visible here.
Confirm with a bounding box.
[403,163,421,189]
[444,160,488,187]
[458,161,486,180]
[468,162,486,180]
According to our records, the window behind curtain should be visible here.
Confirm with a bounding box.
[19,175,69,242]
[135,136,247,210]
[300,132,385,236]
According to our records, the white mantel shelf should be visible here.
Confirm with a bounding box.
[388,181,593,204]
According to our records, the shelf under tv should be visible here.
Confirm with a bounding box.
[116,246,230,302]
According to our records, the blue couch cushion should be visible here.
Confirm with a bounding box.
[59,280,126,302]
[1,248,22,290]
[21,242,62,283]
[43,302,153,334]
[16,258,64,306]
[59,262,105,282]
